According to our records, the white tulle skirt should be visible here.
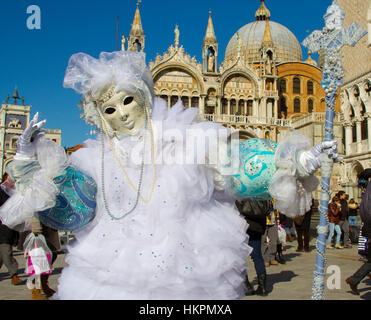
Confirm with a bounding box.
[54,102,252,300]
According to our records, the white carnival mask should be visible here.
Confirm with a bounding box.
[98,88,146,136]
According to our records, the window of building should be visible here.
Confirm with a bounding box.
[230,99,237,115]
[181,96,189,108]
[279,79,287,93]
[293,77,301,94]
[279,97,287,118]
[238,100,244,115]
[171,95,178,107]
[221,98,228,114]
[307,81,314,95]
[294,98,301,113]
[247,100,253,116]
[191,97,199,108]
[308,99,314,113]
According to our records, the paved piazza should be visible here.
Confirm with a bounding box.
[0,235,369,300]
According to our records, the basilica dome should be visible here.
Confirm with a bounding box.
[224,1,302,64]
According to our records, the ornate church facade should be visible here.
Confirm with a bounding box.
[121,0,344,201]
[122,0,341,143]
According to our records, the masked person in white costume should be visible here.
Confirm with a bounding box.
[0,51,341,300]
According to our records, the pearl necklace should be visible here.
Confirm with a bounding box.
[100,104,157,220]
[100,126,146,220]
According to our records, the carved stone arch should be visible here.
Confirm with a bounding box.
[152,63,205,94]
[351,160,364,184]
[346,87,362,118]
[220,69,259,98]
[340,89,352,122]
[360,78,371,112]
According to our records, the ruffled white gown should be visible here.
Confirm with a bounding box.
[54,99,252,300]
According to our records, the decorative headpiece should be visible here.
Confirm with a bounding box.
[63,51,154,129]
[96,85,116,105]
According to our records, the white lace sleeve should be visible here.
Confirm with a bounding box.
[0,138,68,231]
[268,133,319,218]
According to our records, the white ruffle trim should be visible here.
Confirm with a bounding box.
[54,99,250,300]
[268,132,319,218]
[0,138,67,231]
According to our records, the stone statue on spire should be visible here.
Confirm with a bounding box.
[174,24,180,48]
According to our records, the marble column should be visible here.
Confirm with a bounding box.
[344,122,353,156]
[200,96,206,115]
[356,119,362,153]
[217,97,222,116]
[253,100,258,117]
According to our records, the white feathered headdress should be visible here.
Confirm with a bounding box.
[63,51,154,129]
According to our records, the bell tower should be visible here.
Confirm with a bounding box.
[0,87,30,175]
[257,0,279,121]
[203,10,218,74]
[125,0,145,52]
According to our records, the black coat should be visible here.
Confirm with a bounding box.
[360,183,371,238]
[0,187,18,246]
[339,199,349,221]
[236,199,271,238]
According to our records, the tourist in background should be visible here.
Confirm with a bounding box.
[337,191,352,248]
[236,199,270,296]
[262,202,279,267]
[327,196,343,249]
[348,198,359,228]
[280,214,294,242]
[294,199,314,252]
[0,174,24,286]
[348,198,360,244]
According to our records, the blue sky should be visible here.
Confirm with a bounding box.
[0,0,333,148]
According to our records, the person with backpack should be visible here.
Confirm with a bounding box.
[236,199,271,296]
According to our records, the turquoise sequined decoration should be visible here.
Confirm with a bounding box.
[231,139,277,200]
[37,166,97,231]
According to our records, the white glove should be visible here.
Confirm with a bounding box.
[14,113,46,161]
[298,140,342,176]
